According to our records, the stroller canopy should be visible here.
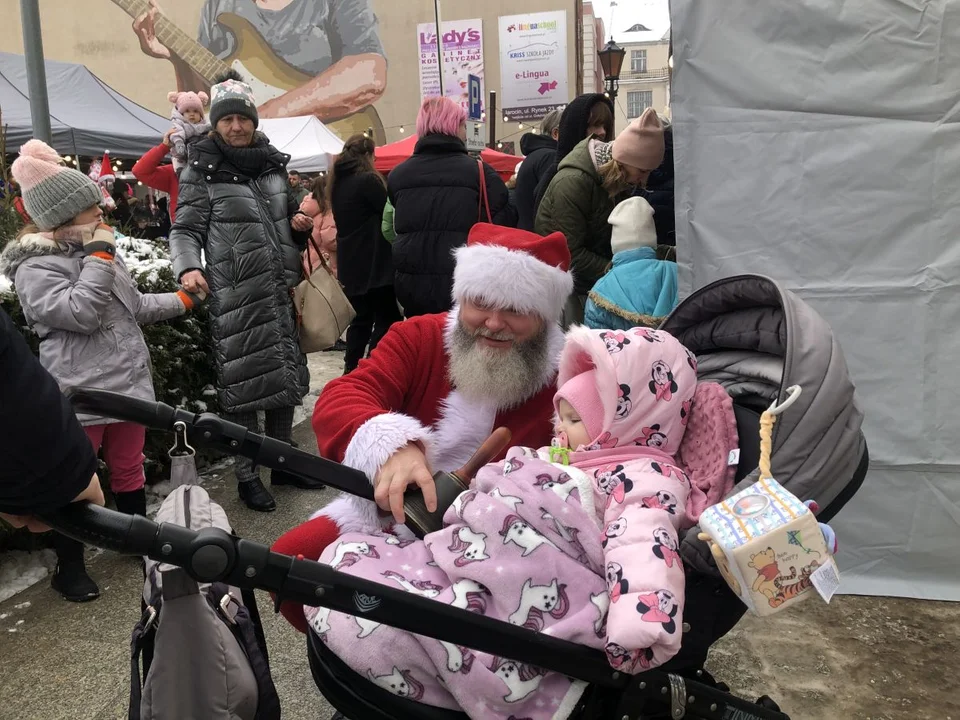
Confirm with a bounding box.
[661,274,866,516]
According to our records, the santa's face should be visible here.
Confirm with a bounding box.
[459,299,542,350]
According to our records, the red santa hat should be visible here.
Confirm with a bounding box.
[97,151,115,183]
[452,223,573,323]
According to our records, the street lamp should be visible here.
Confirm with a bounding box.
[598,38,627,101]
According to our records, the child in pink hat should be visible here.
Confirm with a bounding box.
[167,90,210,172]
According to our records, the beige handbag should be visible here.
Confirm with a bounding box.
[292,238,355,353]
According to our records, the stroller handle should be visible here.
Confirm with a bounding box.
[64,387,375,501]
[38,502,790,720]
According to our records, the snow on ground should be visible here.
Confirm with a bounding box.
[0,551,55,604]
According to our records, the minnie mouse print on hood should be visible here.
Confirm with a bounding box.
[549,325,698,673]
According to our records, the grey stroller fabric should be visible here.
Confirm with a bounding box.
[136,485,280,720]
[660,275,866,574]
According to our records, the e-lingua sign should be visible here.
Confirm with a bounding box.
[498,11,569,122]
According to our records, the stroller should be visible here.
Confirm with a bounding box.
[44,275,868,720]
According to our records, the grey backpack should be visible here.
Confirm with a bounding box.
[129,483,281,720]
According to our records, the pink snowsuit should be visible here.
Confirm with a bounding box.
[299,195,337,277]
[308,326,698,719]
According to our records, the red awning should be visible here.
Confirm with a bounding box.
[374,134,521,180]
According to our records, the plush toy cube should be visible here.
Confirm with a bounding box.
[699,477,834,617]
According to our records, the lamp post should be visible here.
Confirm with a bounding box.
[598,38,627,102]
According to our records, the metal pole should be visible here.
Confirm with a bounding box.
[489,91,497,147]
[434,0,444,95]
[20,0,52,143]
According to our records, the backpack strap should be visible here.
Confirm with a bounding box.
[207,582,282,720]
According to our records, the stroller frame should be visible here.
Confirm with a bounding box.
[46,388,867,720]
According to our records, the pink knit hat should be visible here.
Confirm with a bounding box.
[168,90,209,116]
[612,108,665,171]
[554,369,605,444]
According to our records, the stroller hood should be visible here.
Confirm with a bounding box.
[661,275,866,569]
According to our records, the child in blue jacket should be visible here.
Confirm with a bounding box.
[584,196,678,330]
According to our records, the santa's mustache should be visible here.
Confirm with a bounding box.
[472,328,516,343]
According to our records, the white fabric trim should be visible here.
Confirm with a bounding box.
[453,244,573,323]
[428,390,498,472]
[552,680,589,720]
[312,412,432,533]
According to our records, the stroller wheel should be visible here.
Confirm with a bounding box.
[330,713,349,720]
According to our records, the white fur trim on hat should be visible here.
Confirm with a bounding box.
[453,244,573,323]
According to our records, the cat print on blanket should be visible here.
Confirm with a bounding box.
[368,667,426,700]
[382,570,444,598]
[500,514,560,556]
[331,540,380,569]
[489,658,547,703]
[508,578,570,630]
[447,527,490,566]
[533,472,579,502]
[450,578,490,614]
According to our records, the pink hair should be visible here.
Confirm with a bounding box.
[416,96,467,138]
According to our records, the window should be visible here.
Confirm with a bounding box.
[631,49,648,74]
[627,91,653,118]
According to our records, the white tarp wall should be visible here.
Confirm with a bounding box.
[671,0,960,600]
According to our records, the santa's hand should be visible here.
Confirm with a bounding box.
[374,443,436,524]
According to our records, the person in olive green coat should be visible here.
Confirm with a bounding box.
[535,109,666,325]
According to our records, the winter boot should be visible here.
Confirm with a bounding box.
[114,488,147,517]
[239,477,277,512]
[270,469,325,491]
[50,534,100,602]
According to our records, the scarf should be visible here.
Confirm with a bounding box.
[212,132,278,179]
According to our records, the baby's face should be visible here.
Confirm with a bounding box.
[555,398,592,450]
[182,108,204,124]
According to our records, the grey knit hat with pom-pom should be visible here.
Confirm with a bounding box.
[11,140,101,230]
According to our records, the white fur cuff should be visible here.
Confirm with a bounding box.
[342,412,433,484]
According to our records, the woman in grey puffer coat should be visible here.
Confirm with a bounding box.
[168,73,315,512]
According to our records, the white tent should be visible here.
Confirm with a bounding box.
[671,0,960,600]
[258,116,344,172]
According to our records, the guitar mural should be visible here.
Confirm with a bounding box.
[117,0,386,144]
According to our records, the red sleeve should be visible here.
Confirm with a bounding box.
[132,144,175,194]
[312,319,424,463]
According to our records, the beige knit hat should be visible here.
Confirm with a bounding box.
[612,108,665,171]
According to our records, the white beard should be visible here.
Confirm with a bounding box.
[447,320,551,410]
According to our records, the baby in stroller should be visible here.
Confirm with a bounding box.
[282,325,712,719]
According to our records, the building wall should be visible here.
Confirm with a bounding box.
[614,39,671,131]
[581,2,604,95]
[0,0,579,153]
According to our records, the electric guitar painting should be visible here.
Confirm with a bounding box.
[112,0,386,143]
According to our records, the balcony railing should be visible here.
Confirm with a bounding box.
[618,67,670,81]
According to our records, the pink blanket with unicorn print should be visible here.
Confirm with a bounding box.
[309,444,689,719]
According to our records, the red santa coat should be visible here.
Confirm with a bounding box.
[312,310,564,533]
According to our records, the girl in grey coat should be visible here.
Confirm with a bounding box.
[3,139,203,602]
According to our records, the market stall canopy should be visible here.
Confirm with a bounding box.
[374,134,522,180]
[0,52,169,158]
[258,116,345,172]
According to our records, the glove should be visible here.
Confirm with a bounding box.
[176,288,207,311]
[82,223,117,260]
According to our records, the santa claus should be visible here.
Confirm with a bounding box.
[310,222,574,535]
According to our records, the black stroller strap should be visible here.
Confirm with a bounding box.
[128,615,154,720]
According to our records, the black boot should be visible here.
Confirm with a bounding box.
[114,488,147,517]
[271,469,325,490]
[239,478,277,512]
[50,534,100,602]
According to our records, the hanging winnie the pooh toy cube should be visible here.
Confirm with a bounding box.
[698,387,839,617]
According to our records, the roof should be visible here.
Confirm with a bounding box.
[608,0,671,43]
[0,52,169,158]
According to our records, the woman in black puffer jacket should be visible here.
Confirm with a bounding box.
[388,97,517,318]
[328,134,401,374]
